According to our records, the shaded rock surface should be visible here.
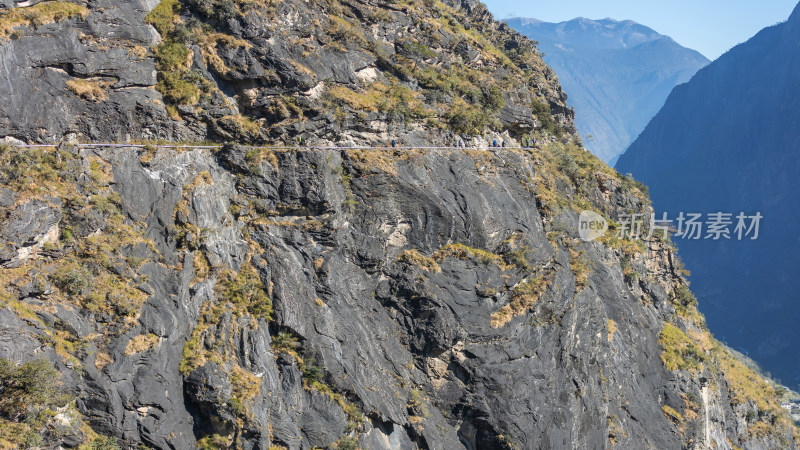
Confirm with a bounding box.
[616,2,800,390]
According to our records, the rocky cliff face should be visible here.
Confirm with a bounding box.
[0,142,797,449]
[0,0,797,449]
[0,0,573,146]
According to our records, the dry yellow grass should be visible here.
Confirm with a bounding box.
[220,114,262,137]
[193,30,251,74]
[230,364,260,402]
[347,148,399,176]
[127,45,148,59]
[66,78,113,102]
[607,415,627,445]
[264,150,279,169]
[433,243,505,267]
[94,351,113,370]
[325,15,367,44]
[327,83,386,112]
[185,171,214,191]
[569,247,591,290]
[658,324,704,372]
[0,1,88,39]
[192,250,211,282]
[716,346,780,412]
[0,418,33,449]
[398,249,441,272]
[463,148,499,174]
[124,334,160,355]
[607,319,617,342]
[491,277,547,328]
[661,405,682,423]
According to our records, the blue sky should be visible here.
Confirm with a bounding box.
[482,0,799,60]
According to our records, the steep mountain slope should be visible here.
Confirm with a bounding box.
[0,0,796,449]
[1,141,797,449]
[0,0,573,145]
[505,17,709,164]
[617,2,800,391]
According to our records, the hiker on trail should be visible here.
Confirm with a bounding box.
[532,137,537,146]
[493,139,497,147]
[502,141,506,148]
[298,136,303,146]
[391,139,396,148]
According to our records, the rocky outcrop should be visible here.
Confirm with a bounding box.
[0,0,573,145]
[0,0,180,142]
[0,142,795,449]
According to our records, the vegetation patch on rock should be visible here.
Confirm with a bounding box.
[0,1,87,39]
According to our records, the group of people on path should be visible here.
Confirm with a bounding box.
[490,137,537,148]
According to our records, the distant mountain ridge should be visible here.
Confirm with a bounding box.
[617,2,800,389]
[513,17,664,49]
[506,17,709,164]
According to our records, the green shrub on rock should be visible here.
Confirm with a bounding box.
[217,263,272,319]
[0,359,67,421]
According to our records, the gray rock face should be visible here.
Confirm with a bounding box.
[0,144,794,449]
[0,0,573,145]
[0,0,794,448]
[0,0,189,143]
[0,198,61,265]
[1,199,61,246]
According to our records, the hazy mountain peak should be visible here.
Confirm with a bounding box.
[505,17,709,163]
